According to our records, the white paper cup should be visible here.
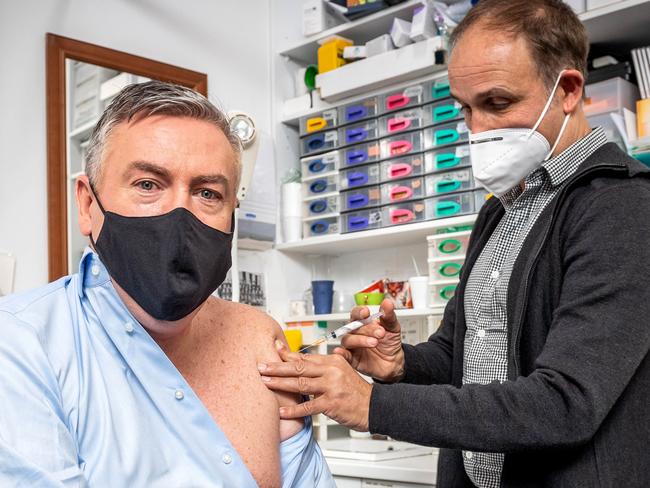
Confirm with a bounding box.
[409,276,429,309]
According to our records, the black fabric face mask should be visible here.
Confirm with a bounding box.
[89,186,233,321]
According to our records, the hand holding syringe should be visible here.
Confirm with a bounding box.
[298,311,385,353]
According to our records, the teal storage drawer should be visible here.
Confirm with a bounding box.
[424,189,488,220]
[424,168,476,197]
[425,76,451,102]
[423,122,469,150]
[424,145,471,173]
[423,100,463,126]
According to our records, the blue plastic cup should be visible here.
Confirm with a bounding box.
[312,280,334,315]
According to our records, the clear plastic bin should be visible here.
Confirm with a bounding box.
[422,100,464,126]
[301,150,340,179]
[423,121,470,150]
[428,257,465,280]
[428,279,458,307]
[339,120,379,147]
[299,108,339,136]
[340,186,381,211]
[302,194,341,217]
[584,77,640,117]
[339,96,379,124]
[424,145,471,173]
[424,189,486,220]
[302,174,339,198]
[427,231,472,260]
[380,177,425,204]
[303,215,340,238]
[300,129,340,157]
[379,131,424,159]
[378,107,426,137]
[340,163,381,190]
[381,200,427,226]
[380,154,426,182]
[343,141,382,167]
[342,208,383,233]
[425,76,451,102]
[587,112,626,150]
[425,168,476,197]
[378,83,426,114]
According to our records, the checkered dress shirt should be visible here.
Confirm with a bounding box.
[461,127,607,488]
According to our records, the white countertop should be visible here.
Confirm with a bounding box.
[325,451,439,485]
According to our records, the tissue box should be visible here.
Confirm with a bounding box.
[391,18,413,48]
[365,34,394,57]
[410,1,436,42]
[343,46,367,60]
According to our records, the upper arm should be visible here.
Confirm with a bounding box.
[0,312,84,486]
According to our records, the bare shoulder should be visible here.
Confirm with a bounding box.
[199,297,305,440]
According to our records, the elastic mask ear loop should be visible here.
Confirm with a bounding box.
[88,182,106,250]
[545,112,571,161]
[526,70,566,141]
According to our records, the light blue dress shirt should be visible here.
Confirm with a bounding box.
[0,248,334,487]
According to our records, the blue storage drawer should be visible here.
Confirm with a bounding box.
[340,163,381,190]
[342,208,383,233]
[342,141,381,168]
[339,96,379,124]
[340,186,381,212]
[338,120,379,146]
[300,129,340,156]
[302,174,339,198]
[302,194,341,217]
[302,215,340,238]
[300,150,340,179]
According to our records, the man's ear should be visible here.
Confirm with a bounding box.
[559,69,585,114]
[75,175,95,238]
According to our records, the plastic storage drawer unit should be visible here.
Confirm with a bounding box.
[379,131,424,159]
[427,231,471,260]
[380,154,426,182]
[425,189,487,220]
[381,200,427,227]
[425,77,451,102]
[378,107,426,137]
[340,163,381,190]
[302,174,339,198]
[378,84,426,114]
[583,77,640,118]
[423,121,470,150]
[299,108,338,136]
[380,177,425,204]
[339,120,379,147]
[340,186,381,212]
[425,168,476,197]
[428,280,458,307]
[343,141,381,167]
[303,215,340,238]
[302,195,341,217]
[301,130,340,157]
[423,100,463,126]
[342,208,383,233]
[428,257,465,280]
[301,150,340,179]
[424,145,471,173]
[339,96,379,124]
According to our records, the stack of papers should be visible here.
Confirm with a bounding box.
[631,47,650,99]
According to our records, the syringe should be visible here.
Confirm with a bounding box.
[298,311,385,353]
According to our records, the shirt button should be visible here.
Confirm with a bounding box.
[477,329,486,338]
[91,265,100,276]
[465,451,473,460]
[222,453,232,465]
[124,322,134,333]
[174,389,185,400]
[491,270,500,280]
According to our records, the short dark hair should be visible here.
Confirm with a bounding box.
[449,0,589,91]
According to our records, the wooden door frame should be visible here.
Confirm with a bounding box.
[46,33,208,281]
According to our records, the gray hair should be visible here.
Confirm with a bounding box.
[85,80,242,190]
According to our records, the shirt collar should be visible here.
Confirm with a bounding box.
[541,126,607,187]
[497,126,607,209]
[78,246,110,298]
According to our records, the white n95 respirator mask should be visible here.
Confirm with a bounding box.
[469,71,571,196]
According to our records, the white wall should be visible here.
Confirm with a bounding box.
[0,0,272,291]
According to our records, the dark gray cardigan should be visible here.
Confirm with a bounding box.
[369,143,650,487]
